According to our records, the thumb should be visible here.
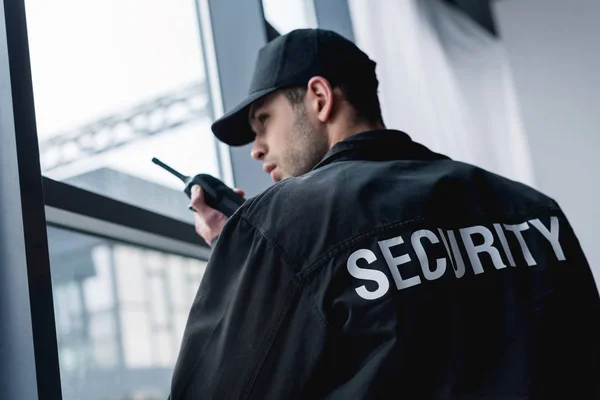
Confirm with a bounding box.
[190,184,208,212]
[234,188,245,198]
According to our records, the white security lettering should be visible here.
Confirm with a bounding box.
[504,223,536,266]
[378,236,421,290]
[446,230,466,279]
[493,223,516,267]
[412,229,447,281]
[347,249,390,300]
[438,228,455,270]
[460,226,507,274]
[346,215,565,301]
[530,217,566,261]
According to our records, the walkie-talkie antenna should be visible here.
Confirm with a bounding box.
[152,157,190,183]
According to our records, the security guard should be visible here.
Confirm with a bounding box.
[170,29,600,399]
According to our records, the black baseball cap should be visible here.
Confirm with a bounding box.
[210,28,377,146]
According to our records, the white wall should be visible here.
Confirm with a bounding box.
[494,0,600,281]
[348,0,536,187]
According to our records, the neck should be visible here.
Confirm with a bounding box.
[327,120,386,150]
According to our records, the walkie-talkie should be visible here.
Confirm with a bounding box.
[152,157,245,217]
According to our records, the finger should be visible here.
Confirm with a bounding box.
[233,188,245,197]
[190,185,208,213]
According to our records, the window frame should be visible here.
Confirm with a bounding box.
[1,0,357,397]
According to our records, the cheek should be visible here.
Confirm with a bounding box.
[267,118,295,153]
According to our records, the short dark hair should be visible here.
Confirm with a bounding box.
[281,74,384,125]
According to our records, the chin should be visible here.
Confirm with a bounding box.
[272,173,289,183]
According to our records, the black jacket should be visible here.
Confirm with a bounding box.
[170,130,599,399]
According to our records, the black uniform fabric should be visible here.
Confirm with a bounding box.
[170,130,600,399]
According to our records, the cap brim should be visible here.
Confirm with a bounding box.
[210,87,277,146]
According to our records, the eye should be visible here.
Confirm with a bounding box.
[258,113,269,125]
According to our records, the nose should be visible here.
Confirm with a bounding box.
[251,140,266,161]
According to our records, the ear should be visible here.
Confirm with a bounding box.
[306,76,334,123]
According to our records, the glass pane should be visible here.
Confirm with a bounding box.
[47,226,207,400]
[262,0,317,35]
[25,0,219,222]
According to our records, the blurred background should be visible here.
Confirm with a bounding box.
[2,0,598,398]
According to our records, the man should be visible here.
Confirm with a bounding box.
[170,29,599,399]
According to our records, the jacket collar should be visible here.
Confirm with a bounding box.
[312,129,450,171]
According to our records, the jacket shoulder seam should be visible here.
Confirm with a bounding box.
[239,180,288,216]
[239,214,299,273]
[240,207,332,332]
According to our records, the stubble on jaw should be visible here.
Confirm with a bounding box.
[284,105,330,178]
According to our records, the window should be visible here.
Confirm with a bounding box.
[3,0,357,396]
[48,226,206,399]
[25,0,219,222]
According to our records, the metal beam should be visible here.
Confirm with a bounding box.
[0,0,61,398]
[43,177,210,259]
[39,82,209,171]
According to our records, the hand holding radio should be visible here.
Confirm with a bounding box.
[189,184,245,245]
[152,157,246,245]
